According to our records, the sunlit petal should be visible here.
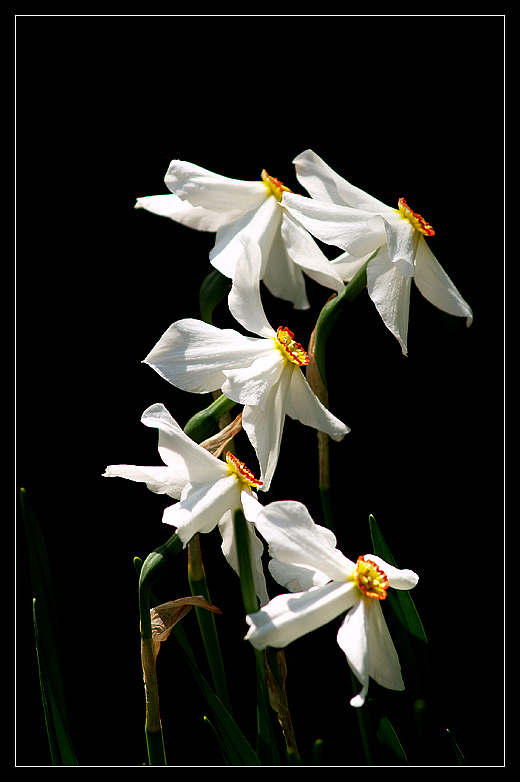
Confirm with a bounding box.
[414,235,473,325]
[245,581,357,650]
[165,159,268,213]
[144,318,272,393]
[366,248,412,355]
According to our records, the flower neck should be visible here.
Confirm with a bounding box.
[396,197,435,236]
[261,170,292,202]
[274,327,310,366]
[353,556,389,600]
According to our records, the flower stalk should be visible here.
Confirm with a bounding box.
[306,258,371,530]
[233,508,282,765]
[138,532,182,765]
[187,533,233,715]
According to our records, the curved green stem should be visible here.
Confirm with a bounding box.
[183,393,237,443]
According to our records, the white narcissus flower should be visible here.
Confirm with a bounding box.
[135,159,345,310]
[282,149,473,355]
[103,403,269,605]
[143,237,349,491]
[245,500,419,707]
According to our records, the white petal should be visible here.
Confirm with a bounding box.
[165,159,268,213]
[245,581,358,650]
[364,554,419,591]
[162,474,240,545]
[330,249,378,282]
[210,196,280,281]
[281,211,345,296]
[144,318,272,393]
[285,364,350,441]
[227,235,276,338]
[140,403,227,486]
[103,464,181,497]
[414,236,473,325]
[222,350,284,409]
[366,249,412,355]
[262,227,310,310]
[282,193,385,257]
[255,500,355,583]
[240,365,292,490]
[366,600,404,692]
[382,216,417,278]
[293,149,390,213]
[336,598,370,707]
[268,559,332,592]
[219,494,270,606]
[268,522,340,592]
[135,194,240,232]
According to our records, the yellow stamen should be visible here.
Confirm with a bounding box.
[274,326,310,366]
[226,451,263,488]
[396,197,435,236]
[261,169,293,202]
[353,556,389,600]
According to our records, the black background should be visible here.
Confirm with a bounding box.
[16,15,504,767]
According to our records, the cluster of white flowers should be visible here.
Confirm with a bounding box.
[105,150,472,707]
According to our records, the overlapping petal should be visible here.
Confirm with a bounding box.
[366,248,412,355]
[165,160,269,213]
[103,403,228,498]
[245,581,358,650]
[254,500,354,583]
[245,499,418,707]
[162,474,241,543]
[282,192,385,258]
[135,194,240,232]
[283,150,473,353]
[219,492,270,606]
[293,149,389,213]
[210,195,280,281]
[144,318,273,394]
[240,366,291,491]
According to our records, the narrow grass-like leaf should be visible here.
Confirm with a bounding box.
[20,489,77,765]
[203,716,231,765]
[447,728,466,765]
[187,534,233,714]
[377,715,409,764]
[369,514,428,643]
[33,599,77,764]
[134,556,260,766]
[234,508,281,765]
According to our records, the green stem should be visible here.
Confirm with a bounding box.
[234,509,281,765]
[145,726,167,766]
[138,532,182,766]
[199,268,230,325]
[183,393,237,443]
[187,533,233,715]
[307,257,373,530]
[312,256,372,385]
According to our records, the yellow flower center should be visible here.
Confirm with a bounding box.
[261,169,293,202]
[274,326,310,366]
[353,556,389,600]
[396,197,435,236]
[226,451,263,489]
